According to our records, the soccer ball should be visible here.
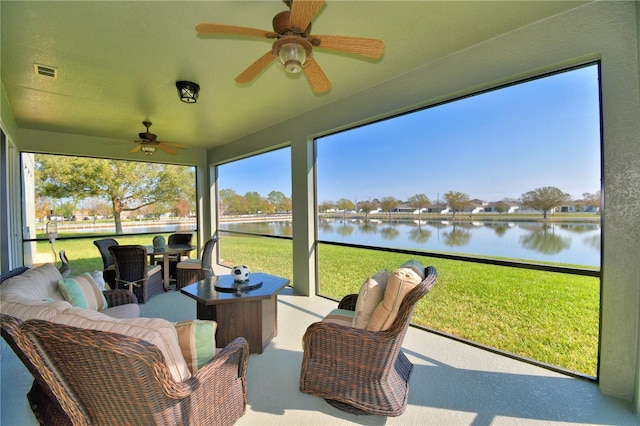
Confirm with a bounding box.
[232,265,250,282]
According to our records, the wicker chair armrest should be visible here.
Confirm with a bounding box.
[186,337,249,416]
[102,289,138,306]
[337,294,358,311]
[193,337,249,381]
[302,321,397,369]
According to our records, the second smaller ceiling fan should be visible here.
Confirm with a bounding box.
[131,121,187,155]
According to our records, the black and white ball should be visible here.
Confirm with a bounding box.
[232,265,250,282]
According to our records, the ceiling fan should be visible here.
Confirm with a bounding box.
[131,121,187,155]
[196,0,385,94]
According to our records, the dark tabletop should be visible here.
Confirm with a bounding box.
[180,272,290,305]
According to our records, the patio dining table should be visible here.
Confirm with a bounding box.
[145,244,195,290]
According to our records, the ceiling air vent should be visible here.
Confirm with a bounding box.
[33,63,57,79]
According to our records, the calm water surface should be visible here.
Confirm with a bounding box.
[221,219,601,267]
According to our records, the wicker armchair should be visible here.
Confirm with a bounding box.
[1,314,74,425]
[299,266,438,416]
[93,238,119,287]
[175,236,217,289]
[12,316,249,426]
[109,245,164,303]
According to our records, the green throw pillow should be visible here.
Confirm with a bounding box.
[58,273,108,311]
[175,320,217,374]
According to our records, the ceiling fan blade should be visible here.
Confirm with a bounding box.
[235,51,275,84]
[156,144,179,155]
[289,0,325,33]
[312,34,385,58]
[303,60,331,94]
[129,145,142,154]
[196,23,276,39]
[158,141,187,149]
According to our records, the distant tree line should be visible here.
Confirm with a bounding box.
[218,189,292,215]
[318,187,601,219]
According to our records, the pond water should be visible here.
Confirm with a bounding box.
[57,222,196,235]
[221,219,601,267]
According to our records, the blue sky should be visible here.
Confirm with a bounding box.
[219,64,601,204]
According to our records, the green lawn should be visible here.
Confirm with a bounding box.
[37,232,599,377]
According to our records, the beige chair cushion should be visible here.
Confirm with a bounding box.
[0,299,71,321]
[352,269,389,329]
[322,309,355,327]
[0,263,64,304]
[148,264,162,275]
[177,259,201,270]
[101,303,140,319]
[54,307,191,382]
[366,267,422,331]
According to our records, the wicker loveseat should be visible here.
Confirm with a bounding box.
[2,314,249,425]
[0,264,250,425]
[300,265,438,416]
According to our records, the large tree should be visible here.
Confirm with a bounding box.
[582,190,602,210]
[219,189,246,215]
[336,198,355,212]
[267,190,291,213]
[443,191,470,219]
[520,186,572,219]
[358,200,377,218]
[380,196,400,215]
[244,191,266,214]
[407,193,431,220]
[35,155,194,234]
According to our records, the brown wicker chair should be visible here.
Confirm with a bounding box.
[0,314,76,425]
[299,266,438,416]
[14,317,249,426]
[175,236,217,289]
[109,245,164,303]
[93,238,119,287]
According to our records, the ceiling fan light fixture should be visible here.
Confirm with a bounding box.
[176,81,200,103]
[273,36,312,74]
[141,144,156,155]
[279,42,306,73]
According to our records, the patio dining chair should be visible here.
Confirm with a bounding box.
[109,245,164,303]
[93,238,119,287]
[175,236,217,289]
[156,232,194,281]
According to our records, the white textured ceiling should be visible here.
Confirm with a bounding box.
[1,1,588,151]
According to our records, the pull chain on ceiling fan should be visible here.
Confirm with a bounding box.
[196,0,385,94]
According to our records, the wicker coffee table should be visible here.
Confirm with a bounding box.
[180,273,289,354]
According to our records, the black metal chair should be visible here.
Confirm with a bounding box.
[93,238,119,287]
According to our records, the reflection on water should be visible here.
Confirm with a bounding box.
[221,219,601,267]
